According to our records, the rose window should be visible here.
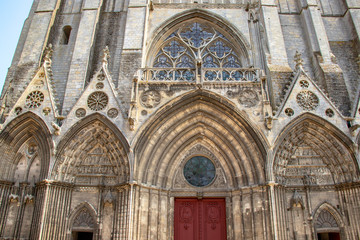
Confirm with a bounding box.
[325,108,334,117]
[299,80,309,88]
[25,91,44,108]
[296,90,319,111]
[183,156,216,187]
[87,92,108,111]
[285,108,294,117]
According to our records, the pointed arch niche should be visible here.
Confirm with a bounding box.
[0,112,52,182]
[69,202,98,240]
[313,203,344,240]
[0,113,52,240]
[52,114,130,185]
[273,114,358,185]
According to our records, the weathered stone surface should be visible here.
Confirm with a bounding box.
[0,0,359,239]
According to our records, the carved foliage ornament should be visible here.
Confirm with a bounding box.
[96,82,104,89]
[107,108,119,118]
[296,90,319,111]
[299,80,309,88]
[180,202,193,230]
[42,107,51,116]
[285,108,294,117]
[325,108,334,117]
[97,73,105,81]
[15,107,22,115]
[238,89,259,108]
[76,108,86,118]
[140,90,161,108]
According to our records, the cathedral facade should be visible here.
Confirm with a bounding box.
[0,0,360,239]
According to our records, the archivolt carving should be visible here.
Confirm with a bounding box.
[135,91,267,188]
[274,116,357,184]
[53,120,129,185]
[0,113,52,181]
[275,143,334,186]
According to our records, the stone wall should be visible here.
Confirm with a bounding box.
[0,0,359,239]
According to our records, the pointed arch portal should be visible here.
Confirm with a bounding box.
[314,203,343,240]
[0,112,52,181]
[132,90,271,239]
[53,114,130,185]
[134,90,267,188]
[273,114,358,185]
[70,203,97,240]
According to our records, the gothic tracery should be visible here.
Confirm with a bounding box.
[153,22,242,69]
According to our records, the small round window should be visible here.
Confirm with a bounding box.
[183,156,216,187]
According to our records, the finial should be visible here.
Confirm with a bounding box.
[102,46,110,65]
[294,50,303,70]
[104,190,114,206]
[290,190,304,209]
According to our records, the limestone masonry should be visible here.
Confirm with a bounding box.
[0,0,359,239]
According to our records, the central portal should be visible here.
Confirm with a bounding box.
[174,198,226,240]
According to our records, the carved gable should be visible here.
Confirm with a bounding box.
[274,55,349,135]
[61,47,125,135]
[3,45,60,132]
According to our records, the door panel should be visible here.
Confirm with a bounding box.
[175,198,226,240]
[175,199,198,240]
[203,199,226,240]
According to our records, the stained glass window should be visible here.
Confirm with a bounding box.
[152,22,242,69]
[183,156,216,187]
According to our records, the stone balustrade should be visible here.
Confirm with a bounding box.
[138,67,261,83]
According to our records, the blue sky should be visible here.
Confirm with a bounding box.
[0,1,33,93]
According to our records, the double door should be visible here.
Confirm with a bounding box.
[174,198,226,240]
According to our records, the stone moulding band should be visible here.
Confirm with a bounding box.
[139,67,260,83]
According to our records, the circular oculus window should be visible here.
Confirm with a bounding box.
[183,156,216,187]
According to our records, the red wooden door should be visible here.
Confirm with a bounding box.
[174,198,226,240]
